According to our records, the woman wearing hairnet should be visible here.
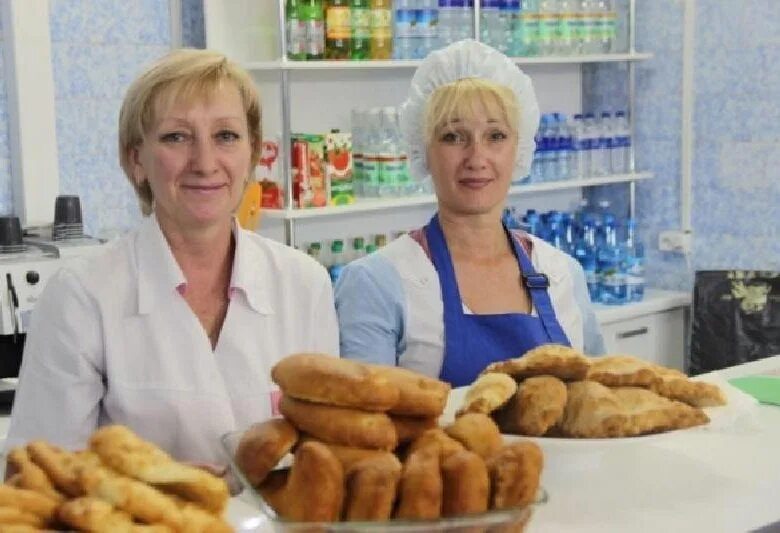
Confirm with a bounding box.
[335,40,604,387]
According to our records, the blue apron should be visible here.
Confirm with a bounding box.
[425,214,571,387]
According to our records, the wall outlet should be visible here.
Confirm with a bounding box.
[658,230,693,254]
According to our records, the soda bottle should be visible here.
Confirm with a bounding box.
[351,237,366,261]
[286,0,307,60]
[326,0,352,60]
[301,0,325,60]
[370,0,393,59]
[351,0,371,60]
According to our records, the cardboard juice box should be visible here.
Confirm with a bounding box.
[325,131,354,206]
[291,133,328,208]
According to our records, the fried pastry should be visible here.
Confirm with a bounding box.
[255,469,289,515]
[484,344,591,381]
[57,496,171,533]
[268,441,345,522]
[343,454,402,521]
[408,428,465,460]
[6,447,64,502]
[441,449,489,516]
[371,365,451,417]
[301,438,394,471]
[89,425,229,514]
[445,413,503,460]
[235,419,298,487]
[586,355,661,388]
[559,380,629,438]
[0,506,45,528]
[647,364,727,407]
[26,441,99,497]
[612,387,709,433]
[0,483,59,522]
[395,448,442,520]
[271,353,400,412]
[456,372,518,416]
[391,415,438,444]
[487,441,543,510]
[494,376,567,436]
[279,395,398,451]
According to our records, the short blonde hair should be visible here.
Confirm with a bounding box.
[118,48,262,215]
[424,77,520,146]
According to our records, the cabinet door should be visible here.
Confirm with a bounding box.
[600,308,686,370]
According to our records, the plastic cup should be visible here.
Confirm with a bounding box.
[0,216,23,246]
[54,195,83,225]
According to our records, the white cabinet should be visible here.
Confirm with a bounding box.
[595,290,691,370]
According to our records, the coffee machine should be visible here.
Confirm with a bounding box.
[0,217,61,409]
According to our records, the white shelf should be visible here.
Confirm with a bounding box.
[260,172,653,220]
[245,52,653,71]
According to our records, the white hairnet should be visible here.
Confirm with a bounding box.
[399,39,540,181]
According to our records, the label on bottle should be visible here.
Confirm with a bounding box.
[557,13,575,44]
[370,8,392,34]
[352,8,371,38]
[326,6,351,38]
[394,9,416,38]
[538,13,558,45]
[305,21,325,56]
[379,155,403,185]
[416,9,438,38]
[287,20,307,57]
[362,155,381,186]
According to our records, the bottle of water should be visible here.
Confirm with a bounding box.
[581,113,598,176]
[593,0,615,53]
[556,0,576,55]
[439,0,473,47]
[351,236,366,262]
[329,239,346,283]
[524,209,543,237]
[519,0,539,56]
[623,218,645,302]
[561,212,576,254]
[480,0,504,51]
[587,112,607,176]
[578,0,596,54]
[394,0,418,59]
[537,114,555,181]
[506,0,522,55]
[611,110,631,174]
[573,213,599,301]
[531,120,545,182]
[350,108,364,196]
[547,211,566,250]
[600,111,614,175]
[498,0,516,54]
[417,0,439,58]
[362,108,382,196]
[377,107,408,196]
[597,213,626,304]
[555,113,572,180]
[537,0,558,56]
[571,114,588,178]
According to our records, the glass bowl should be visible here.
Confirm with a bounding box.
[222,429,547,532]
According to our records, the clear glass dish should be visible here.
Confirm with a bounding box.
[222,429,547,532]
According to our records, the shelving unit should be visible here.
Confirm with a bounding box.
[204,0,648,246]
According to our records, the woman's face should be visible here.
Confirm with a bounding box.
[426,103,517,219]
[131,82,254,234]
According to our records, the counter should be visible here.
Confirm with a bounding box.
[593,288,690,325]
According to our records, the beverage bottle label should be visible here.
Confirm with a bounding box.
[394,9,416,38]
[326,6,351,38]
[287,20,307,57]
[370,8,392,36]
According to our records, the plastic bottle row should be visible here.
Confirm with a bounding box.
[527,110,631,184]
[303,231,405,282]
[285,0,619,61]
[503,199,644,305]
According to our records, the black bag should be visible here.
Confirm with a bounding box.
[690,270,780,375]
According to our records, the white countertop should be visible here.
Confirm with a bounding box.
[594,288,691,325]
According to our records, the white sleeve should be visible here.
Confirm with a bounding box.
[310,266,340,357]
[5,268,105,451]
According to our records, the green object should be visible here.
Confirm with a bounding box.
[728,376,780,405]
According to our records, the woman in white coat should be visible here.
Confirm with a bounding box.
[6,49,339,465]
[335,40,604,387]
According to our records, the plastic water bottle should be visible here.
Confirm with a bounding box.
[537,0,558,56]
[556,0,576,54]
[571,114,588,178]
[578,0,596,54]
[611,110,631,174]
[517,0,539,56]
[594,0,615,53]
[505,0,522,55]
[329,240,346,283]
[480,0,505,51]
[524,210,543,237]
[586,112,607,176]
[580,113,597,176]
[537,114,554,181]
[350,108,364,196]
[362,108,382,196]
[394,0,418,59]
[573,213,599,301]
[623,218,645,302]
[555,113,572,180]
[377,107,406,196]
[600,111,614,175]
[597,213,626,304]
[351,236,366,262]
[438,0,474,47]
[417,0,439,58]
[547,211,566,250]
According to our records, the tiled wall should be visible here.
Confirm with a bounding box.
[0,12,14,214]
[49,0,173,238]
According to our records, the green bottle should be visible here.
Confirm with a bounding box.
[350,0,371,60]
[286,0,307,60]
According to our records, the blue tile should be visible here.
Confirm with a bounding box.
[696,0,744,52]
[182,0,205,48]
[636,0,684,53]
[49,0,88,43]
[743,0,780,49]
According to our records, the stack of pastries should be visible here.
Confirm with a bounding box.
[234,353,544,524]
[458,344,727,438]
[0,425,231,532]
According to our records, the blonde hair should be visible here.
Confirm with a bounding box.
[118,48,262,215]
[424,78,520,146]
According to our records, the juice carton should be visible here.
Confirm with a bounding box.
[256,138,283,209]
[325,130,354,206]
[291,133,328,208]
